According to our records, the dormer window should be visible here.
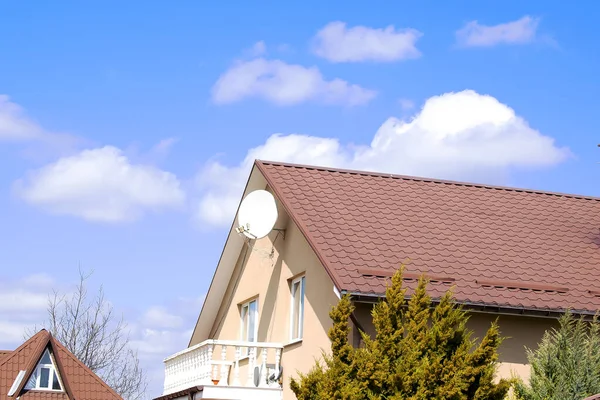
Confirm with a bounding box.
[25,348,62,391]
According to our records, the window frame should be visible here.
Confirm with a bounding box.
[239,298,259,344]
[25,349,63,392]
[289,275,306,341]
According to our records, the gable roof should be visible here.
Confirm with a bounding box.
[256,160,600,315]
[0,330,122,400]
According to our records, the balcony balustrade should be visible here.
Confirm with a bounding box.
[162,339,283,397]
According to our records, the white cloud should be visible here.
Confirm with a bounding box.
[129,295,204,399]
[276,43,292,53]
[456,16,540,47]
[0,288,48,313]
[398,98,415,111]
[312,21,422,62]
[142,306,184,329]
[195,89,570,226]
[211,58,377,106]
[0,321,33,344]
[247,41,267,57]
[0,275,55,348]
[19,273,55,288]
[0,95,44,141]
[0,95,84,157]
[144,137,179,164]
[129,326,192,398]
[151,137,178,156]
[195,134,347,226]
[14,146,186,223]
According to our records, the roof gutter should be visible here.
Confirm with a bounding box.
[341,290,598,320]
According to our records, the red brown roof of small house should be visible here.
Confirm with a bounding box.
[256,160,600,314]
[0,330,122,399]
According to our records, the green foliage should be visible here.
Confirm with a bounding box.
[513,312,600,400]
[290,268,511,400]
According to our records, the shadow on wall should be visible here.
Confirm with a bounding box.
[469,313,557,366]
[258,236,284,343]
[351,302,557,366]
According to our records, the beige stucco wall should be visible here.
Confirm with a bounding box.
[196,202,339,399]
[353,302,558,382]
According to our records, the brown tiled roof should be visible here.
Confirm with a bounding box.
[583,395,600,400]
[0,350,11,361]
[256,160,600,314]
[0,330,122,399]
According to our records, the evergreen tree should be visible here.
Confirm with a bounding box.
[514,312,600,400]
[290,268,511,400]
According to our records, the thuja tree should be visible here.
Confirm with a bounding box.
[514,312,600,400]
[290,269,511,400]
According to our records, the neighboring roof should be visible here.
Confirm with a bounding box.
[152,385,203,400]
[256,160,600,315]
[0,330,122,400]
[583,395,600,400]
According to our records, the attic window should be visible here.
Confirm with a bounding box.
[25,348,62,391]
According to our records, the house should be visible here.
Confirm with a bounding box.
[156,160,600,400]
[0,329,122,399]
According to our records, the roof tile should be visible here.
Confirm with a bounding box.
[258,160,600,314]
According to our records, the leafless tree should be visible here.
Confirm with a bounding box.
[27,269,147,400]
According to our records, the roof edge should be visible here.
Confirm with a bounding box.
[257,159,600,202]
[10,330,52,398]
[0,330,46,369]
[345,291,600,318]
[189,163,265,346]
[256,160,345,291]
[48,335,76,400]
[51,333,123,399]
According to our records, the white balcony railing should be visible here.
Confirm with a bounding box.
[162,339,284,396]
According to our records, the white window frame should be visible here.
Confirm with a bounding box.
[239,298,258,344]
[25,348,62,392]
[289,275,306,341]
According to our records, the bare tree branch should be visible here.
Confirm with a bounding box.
[26,269,147,400]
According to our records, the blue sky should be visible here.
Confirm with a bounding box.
[1,1,599,398]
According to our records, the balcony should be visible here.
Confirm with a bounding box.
[161,340,284,400]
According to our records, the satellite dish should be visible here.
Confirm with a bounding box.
[236,190,278,240]
[253,365,261,387]
[268,364,283,383]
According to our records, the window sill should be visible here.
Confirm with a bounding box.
[284,338,303,348]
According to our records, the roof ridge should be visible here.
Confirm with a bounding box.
[256,160,600,202]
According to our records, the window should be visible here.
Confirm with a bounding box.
[290,276,305,341]
[240,298,258,343]
[25,349,62,391]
